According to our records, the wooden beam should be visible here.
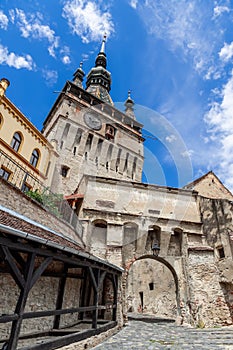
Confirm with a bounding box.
[112,274,118,321]
[0,236,120,274]
[79,268,88,321]
[92,269,100,329]
[30,257,52,289]
[11,251,26,270]
[23,306,98,319]
[0,246,25,289]
[21,321,117,350]
[88,267,98,292]
[7,252,36,350]
[53,264,68,329]
[98,271,107,292]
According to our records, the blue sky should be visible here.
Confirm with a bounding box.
[1,0,233,190]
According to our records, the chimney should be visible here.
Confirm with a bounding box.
[0,78,10,97]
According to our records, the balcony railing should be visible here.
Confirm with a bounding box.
[0,149,83,234]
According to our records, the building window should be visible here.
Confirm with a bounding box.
[22,182,31,193]
[0,167,11,181]
[105,125,115,140]
[10,132,22,152]
[61,165,69,178]
[149,282,154,291]
[217,246,225,259]
[30,149,40,167]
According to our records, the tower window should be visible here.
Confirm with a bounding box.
[85,133,93,152]
[61,166,70,178]
[105,125,115,140]
[30,149,40,167]
[10,132,22,152]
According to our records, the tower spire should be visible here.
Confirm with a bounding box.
[86,35,113,104]
[95,34,107,69]
[100,34,107,54]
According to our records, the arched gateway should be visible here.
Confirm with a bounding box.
[126,255,180,319]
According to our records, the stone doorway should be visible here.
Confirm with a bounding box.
[127,257,178,319]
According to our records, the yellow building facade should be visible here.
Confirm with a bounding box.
[0,78,58,192]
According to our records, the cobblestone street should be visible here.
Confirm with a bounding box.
[92,320,233,350]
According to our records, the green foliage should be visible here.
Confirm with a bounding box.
[26,189,43,204]
[26,189,63,218]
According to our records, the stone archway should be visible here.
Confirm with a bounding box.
[126,255,180,319]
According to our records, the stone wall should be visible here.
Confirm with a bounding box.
[0,270,82,339]
[187,250,232,327]
[0,178,84,247]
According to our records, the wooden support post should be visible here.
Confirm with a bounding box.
[7,252,36,350]
[53,264,68,329]
[88,267,100,329]
[79,268,88,320]
[112,274,118,321]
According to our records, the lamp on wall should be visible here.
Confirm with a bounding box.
[151,241,160,256]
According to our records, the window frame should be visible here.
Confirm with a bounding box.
[10,132,22,152]
[30,149,40,168]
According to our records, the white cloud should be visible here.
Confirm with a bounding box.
[213,5,230,18]
[62,55,71,64]
[165,134,177,143]
[62,0,114,43]
[204,71,233,189]
[134,0,226,76]
[0,44,34,70]
[60,46,71,65]
[12,9,60,58]
[181,149,194,158]
[129,0,138,9]
[219,42,233,62]
[42,69,58,86]
[0,10,8,30]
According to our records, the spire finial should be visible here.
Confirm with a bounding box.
[79,61,83,69]
[100,33,107,53]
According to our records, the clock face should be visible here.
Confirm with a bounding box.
[84,112,102,130]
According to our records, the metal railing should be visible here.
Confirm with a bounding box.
[0,150,83,234]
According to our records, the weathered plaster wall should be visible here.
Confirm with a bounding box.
[77,177,233,327]
[187,250,232,327]
[197,196,233,324]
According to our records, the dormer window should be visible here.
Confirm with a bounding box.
[105,125,115,140]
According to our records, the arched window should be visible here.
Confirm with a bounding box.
[30,149,40,167]
[10,132,22,152]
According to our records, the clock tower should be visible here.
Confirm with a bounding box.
[42,37,144,195]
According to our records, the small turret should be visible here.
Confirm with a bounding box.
[0,78,10,97]
[124,90,135,119]
[73,62,85,88]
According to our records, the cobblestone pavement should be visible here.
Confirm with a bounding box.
[92,320,233,350]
